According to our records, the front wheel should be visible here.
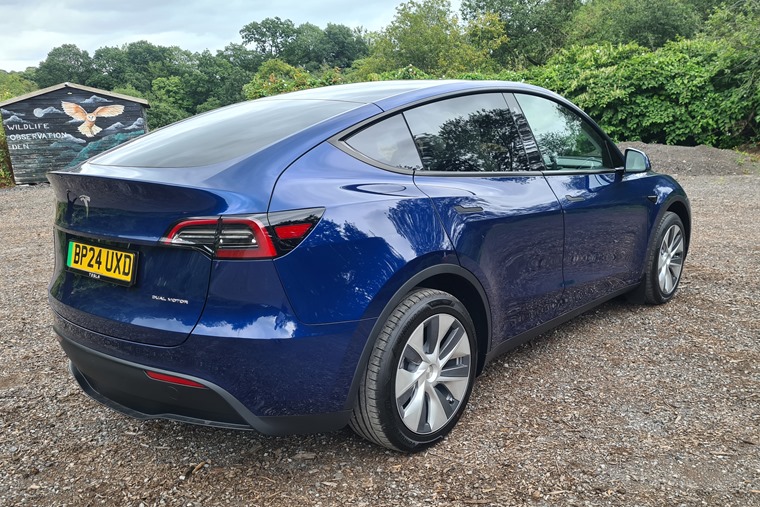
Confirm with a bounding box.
[638,211,686,304]
[350,289,477,452]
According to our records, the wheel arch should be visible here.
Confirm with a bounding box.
[415,272,491,376]
[344,264,492,411]
[665,198,691,254]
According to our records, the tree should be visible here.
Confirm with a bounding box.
[151,75,193,112]
[323,24,369,68]
[465,12,509,69]
[282,23,330,71]
[88,46,129,90]
[34,44,93,87]
[353,0,495,77]
[146,100,192,129]
[461,0,581,66]
[218,43,263,73]
[240,17,297,58]
[186,49,251,111]
[569,0,701,49]
[0,70,36,186]
[0,70,37,101]
[700,0,760,142]
[685,0,725,19]
[121,41,174,93]
[527,40,750,147]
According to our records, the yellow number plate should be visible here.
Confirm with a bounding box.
[66,241,138,286]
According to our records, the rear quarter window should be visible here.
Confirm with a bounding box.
[344,114,423,170]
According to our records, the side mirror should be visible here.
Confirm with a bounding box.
[624,148,651,173]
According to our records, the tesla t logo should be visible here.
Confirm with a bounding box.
[78,195,90,218]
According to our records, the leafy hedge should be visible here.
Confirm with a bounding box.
[2,36,756,188]
[0,130,12,187]
[526,41,757,147]
[244,41,757,148]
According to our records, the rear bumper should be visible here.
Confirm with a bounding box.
[53,313,363,435]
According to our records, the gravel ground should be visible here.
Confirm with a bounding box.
[0,144,758,506]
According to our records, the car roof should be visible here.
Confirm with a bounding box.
[259,80,557,112]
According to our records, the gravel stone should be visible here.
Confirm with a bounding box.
[0,143,758,506]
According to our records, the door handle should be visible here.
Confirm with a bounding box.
[565,195,585,202]
[454,205,484,214]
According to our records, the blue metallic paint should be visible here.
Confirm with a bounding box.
[270,143,456,324]
[414,174,565,347]
[543,171,651,313]
[47,80,691,435]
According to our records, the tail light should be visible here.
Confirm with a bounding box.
[161,208,323,259]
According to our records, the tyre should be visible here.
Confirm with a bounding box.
[636,211,686,304]
[350,289,477,452]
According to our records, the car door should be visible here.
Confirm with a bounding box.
[405,93,565,348]
[509,93,651,314]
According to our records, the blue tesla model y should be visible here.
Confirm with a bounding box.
[49,80,690,452]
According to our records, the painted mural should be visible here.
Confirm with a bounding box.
[0,84,148,184]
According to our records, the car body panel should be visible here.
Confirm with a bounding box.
[414,174,565,346]
[269,143,456,324]
[46,80,691,436]
[542,171,651,312]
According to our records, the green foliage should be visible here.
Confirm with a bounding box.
[0,129,13,187]
[196,97,223,114]
[569,0,700,49]
[461,0,582,66]
[0,70,37,100]
[700,0,760,142]
[465,12,509,58]
[146,100,192,130]
[151,76,193,112]
[352,0,502,78]
[379,65,434,80]
[34,44,94,87]
[323,24,370,68]
[685,0,726,19]
[281,23,330,72]
[239,18,367,72]
[0,71,37,186]
[240,17,297,58]
[110,84,145,99]
[242,59,317,99]
[528,41,752,146]
[5,2,758,149]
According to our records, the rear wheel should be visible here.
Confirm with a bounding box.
[637,211,686,304]
[350,289,477,452]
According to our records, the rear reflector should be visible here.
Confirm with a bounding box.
[145,370,207,389]
[274,223,313,240]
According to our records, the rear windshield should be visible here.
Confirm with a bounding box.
[93,99,359,168]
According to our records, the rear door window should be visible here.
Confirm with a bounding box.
[403,93,528,172]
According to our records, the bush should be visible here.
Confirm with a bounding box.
[528,41,753,147]
[0,129,13,187]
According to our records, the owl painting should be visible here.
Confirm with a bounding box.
[61,101,125,137]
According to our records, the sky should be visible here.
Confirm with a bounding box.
[0,0,462,72]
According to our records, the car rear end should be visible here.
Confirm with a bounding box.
[48,96,385,433]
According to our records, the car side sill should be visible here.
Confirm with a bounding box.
[484,285,636,364]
